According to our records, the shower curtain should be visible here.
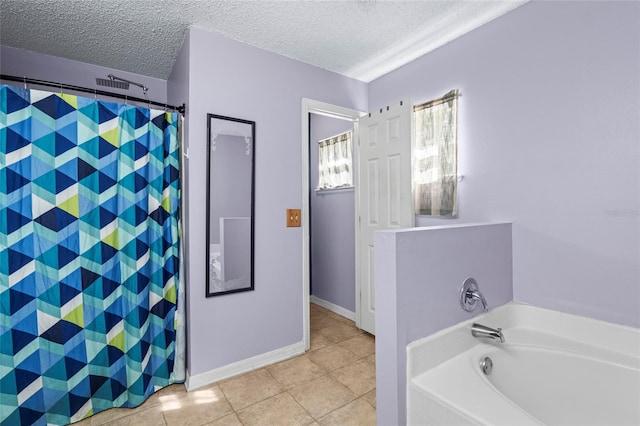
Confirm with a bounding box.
[0,84,185,425]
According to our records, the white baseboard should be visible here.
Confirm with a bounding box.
[185,341,305,391]
[310,295,356,321]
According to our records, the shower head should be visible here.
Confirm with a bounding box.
[96,77,129,90]
[96,74,149,100]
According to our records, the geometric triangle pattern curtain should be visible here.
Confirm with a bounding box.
[0,84,181,425]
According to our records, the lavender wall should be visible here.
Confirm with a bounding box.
[375,223,513,426]
[183,27,368,376]
[1,45,168,103]
[369,1,640,328]
[310,114,356,312]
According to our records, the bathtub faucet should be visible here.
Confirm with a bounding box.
[460,277,488,313]
[471,323,505,343]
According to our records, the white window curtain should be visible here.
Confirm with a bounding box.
[318,131,353,189]
[413,89,459,216]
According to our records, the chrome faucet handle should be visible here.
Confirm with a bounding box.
[469,290,488,312]
[460,277,489,312]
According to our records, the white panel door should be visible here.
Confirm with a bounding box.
[357,102,414,335]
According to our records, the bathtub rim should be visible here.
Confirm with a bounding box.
[408,301,640,379]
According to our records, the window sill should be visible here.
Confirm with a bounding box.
[315,186,354,194]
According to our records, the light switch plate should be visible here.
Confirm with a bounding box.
[286,209,301,227]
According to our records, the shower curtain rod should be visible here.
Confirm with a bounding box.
[0,74,185,114]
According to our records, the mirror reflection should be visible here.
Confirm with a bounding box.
[206,114,255,297]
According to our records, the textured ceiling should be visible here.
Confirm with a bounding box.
[0,0,526,82]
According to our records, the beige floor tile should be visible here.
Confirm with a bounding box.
[88,389,166,425]
[289,375,356,420]
[157,383,188,396]
[362,388,376,408]
[309,311,326,321]
[219,369,283,411]
[204,413,243,426]
[338,334,375,358]
[101,405,166,426]
[317,323,362,344]
[84,383,180,425]
[310,309,330,318]
[331,358,376,396]
[324,311,355,325]
[310,314,340,331]
[309,311,327,321]
[90,407,147,426]
[318,398,376,426]
[307,345,360,372]
[267,355,326,389]
[162,385,233,426]
[144,383,187,407]
[310,304,331,315]
[310,303,324,312]
[309,332,333,352]
[363,353,375,366]
[237,392,314,426]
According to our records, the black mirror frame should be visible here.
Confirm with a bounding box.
[205,113,255,297]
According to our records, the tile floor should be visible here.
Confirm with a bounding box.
[73,303,376,425]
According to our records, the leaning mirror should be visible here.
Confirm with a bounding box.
[206,114,255,297]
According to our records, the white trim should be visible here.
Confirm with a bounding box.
[185,341,305,391]
[353,120,361,330]
[310,296,356,321]
[301,98,365,351]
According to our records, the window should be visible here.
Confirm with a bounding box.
[413,89,459,216]
[317,131,353,190]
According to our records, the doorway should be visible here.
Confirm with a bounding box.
[309,114,356,316]
[301,99,364,350]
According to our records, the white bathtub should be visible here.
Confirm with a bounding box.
[407,302,640,425]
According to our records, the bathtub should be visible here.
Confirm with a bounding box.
[407,302,640,425]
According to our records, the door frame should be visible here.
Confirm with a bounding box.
[301,98,365,350]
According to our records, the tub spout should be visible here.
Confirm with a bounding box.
[471,323,505,343]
